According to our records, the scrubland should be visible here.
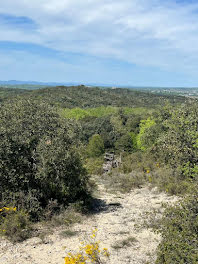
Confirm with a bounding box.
[0,86,197,263]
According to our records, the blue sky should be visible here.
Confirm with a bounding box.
[1,0,198,87]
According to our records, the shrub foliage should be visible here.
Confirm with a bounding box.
[0,99,89,219]
[156,190,198,264]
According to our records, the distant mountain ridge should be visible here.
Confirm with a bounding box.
[0,80,114,87]
[0,80,76,86]
[0,80,197,90]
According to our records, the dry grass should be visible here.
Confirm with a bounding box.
[102,171,145,193]
[47,208,83,228]
[59,230,78,238]
[112,236,138,249]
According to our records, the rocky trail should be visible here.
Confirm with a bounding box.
[0,181,178,264]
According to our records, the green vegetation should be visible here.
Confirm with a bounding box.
[59,106,118,119]
[87,134,105,158]
[0,208,31,242]
[0,87,30,102]
[0,85,186,108]
[101,171,145,193]
[154,103,198,179]
[156,191,198,264]
[136,118,156,150]
[0,99,90,221]
[59,106,154,120]
[0,84,197,263]
[85,157,104,175]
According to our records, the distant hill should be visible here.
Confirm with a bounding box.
[0,80,62,86]
[0,83,192,108]
[1,80,198,92]
[0,80,111,88]
[22,85,187,109]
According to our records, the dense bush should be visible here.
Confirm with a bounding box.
[136,117,156,150]
[0,99,90,220]
[77,108,155,152]
[0,208,31,242]
[85,157,104,175]
[154,103,198,179]
[80,115,119,149]
[156,190,198,264]
[59,106,118,120]
[115,133,134,152]
[87,134,104,158]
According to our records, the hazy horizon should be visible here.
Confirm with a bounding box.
[1,79,198,89]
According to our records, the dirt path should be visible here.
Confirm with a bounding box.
[0,184,178,264]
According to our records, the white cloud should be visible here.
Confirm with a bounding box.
[0,0,198,76]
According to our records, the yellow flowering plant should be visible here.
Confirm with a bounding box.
[0,206,31,242]
[0,207,17,212]
[0,206,17,234]
[64,229,110,264]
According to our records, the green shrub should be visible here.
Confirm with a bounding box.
[0,99,90,220]
[120,151,155,174]
[80,115,120,150]
[154,103,198,180]
[59,106,118,120]
[0,208,32,242]
[117,173,145,192]
[103,171,145,193]
[47,208,82,228]
[156,191,198,264]
[85,157,104,175]
[59,106,152,120]
[148,167,194,195]
[120,151,194,196]
[87,134,104,158]
[137,118,156,150]
[115,133,134,152]
[129,132,138,149]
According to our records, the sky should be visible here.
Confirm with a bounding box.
[0,0,198,87]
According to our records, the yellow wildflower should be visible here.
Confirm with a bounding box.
[103,248,110,257]
[64,229,110,264]
[0,207,17,212]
